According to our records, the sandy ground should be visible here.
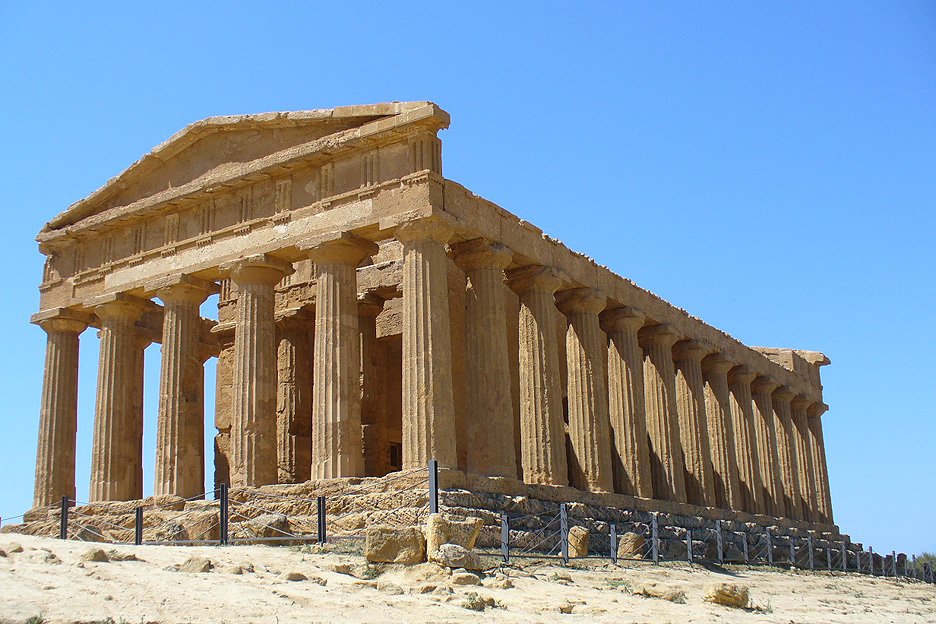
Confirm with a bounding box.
[1,533,933,624]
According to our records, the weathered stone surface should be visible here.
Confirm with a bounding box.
[179,556,212,573]
[616,531,645,559]
[425,513,482,556]
[633,582,687,603]
[703,582,749,608]
[365,525,426,565]
[568,525,589,558]
[428,543,481,570]
[451,570,481,585]
[81,548,109,563]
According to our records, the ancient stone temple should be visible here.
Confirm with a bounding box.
[31,102,834,527]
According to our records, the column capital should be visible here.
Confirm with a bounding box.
[701,352,734,375]
[395,216,455,247]
[600,306,645,332]
[505,264,563,295]
[791,394,812,410]
[672,339,710,363]
[91,292,153,322]
[300,231,379,266]
[357,292,385,317]
[772,385,796,403]
[450,238,513,272]
[221,254,294,286]
[727,365,757,385]
[31,307,92,335]
[638,323,680,350]
[751,375,780,395]
[556,287,606,316]
[807,402,829,419]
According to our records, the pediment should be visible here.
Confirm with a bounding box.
[43,102,445,234]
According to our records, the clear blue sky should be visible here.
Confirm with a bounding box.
[1,2,933,555]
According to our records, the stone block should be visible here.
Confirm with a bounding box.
[428,543,482,570]
[365,525,426,565]
[703,582,749,608]
[616,531,645,559]
[425,513,482,555]
[568,525,589,558]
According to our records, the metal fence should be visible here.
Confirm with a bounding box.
[2,460,934,584]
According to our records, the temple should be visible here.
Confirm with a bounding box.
[31,102,834,527]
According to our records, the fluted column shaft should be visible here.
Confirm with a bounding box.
[155,280,210,498]
[276,315,312,483]
[602,307,652,498]
[808,403,833,523]
[227,255,293,487]
[639,324,686,503]
[728,367,762,514]
[304,233,378,479]
[33,314,88,508]
[453,239,516,478]
[772,387,801,520]
[673,340,716,507]
[397,219,457,469]
[558,288,613,493]
[90,298,147,501]
[701,354,742,511]
[130,333,151,500]
[752,377,783,517]
[507,266,568,486]
[791,395,817,522]
[359,296,383,477]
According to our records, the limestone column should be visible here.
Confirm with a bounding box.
[673,340,716,508]
[772,386,801,520]
[276,312,313,484]
[90,295,149,501]
[396,218,457,469]
[358,295,384,477]
[32,310,90,508]
[639,324,686,503]
[506,265,568,486]
[129,331,152,500]
[601,307,652,498]
[155,277,212,498]
[223,254,293,487]
[302,232,378,479]
[452,238,517,478]
[727,366,763,514]
[808,402,833,523]
[791,394,816,522]
[701,353,742,511]
[751,376,783,517]
[557,288,613,493]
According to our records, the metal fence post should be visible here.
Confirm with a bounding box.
[789,536,796,567]
[428,459,439,515]
[766,528,773,566]
[742,533,749,563]
[826,547,831,572]
[59,496,69,540]
[651,513,660,564]
[808,535,814,570]
[841,542,847,572]
[219,483,229,546]
[134,507,143,546]
[869,547,874,576]
[559,503,569,565]
[891,551,897,578]
[716,521,724,565]
[317,495,327,545]
[686,528,693,564]
[500,512,509,563]
[610,523,618,564]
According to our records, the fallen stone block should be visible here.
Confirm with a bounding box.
[703,582,749,608]
[428,543,482,571]
[365,525,426,565]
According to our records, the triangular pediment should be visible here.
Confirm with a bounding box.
[43,102,446,233]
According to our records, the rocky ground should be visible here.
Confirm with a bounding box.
[1,533,933,624]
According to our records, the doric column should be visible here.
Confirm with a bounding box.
[276,312,313,484]
[154,276,212,499]
[673,339,716,507]
[701,353,742,511]
[557,288,613,493]
[396,218,457,469]
[90,295,149,502]
[32,309,90,508]
[129,331,152,500]
[808,402,833,523]
[751,376,783,517]
[452,238,517,478]
[601,307,652,498]
[302,232,378,479]
[791,394,816,522]
[506,265,568,486]
[358,295,384,477]
[772,386,801,520]
[639,324,686,503]
[223,254,294,487]
[727,366,763,514]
